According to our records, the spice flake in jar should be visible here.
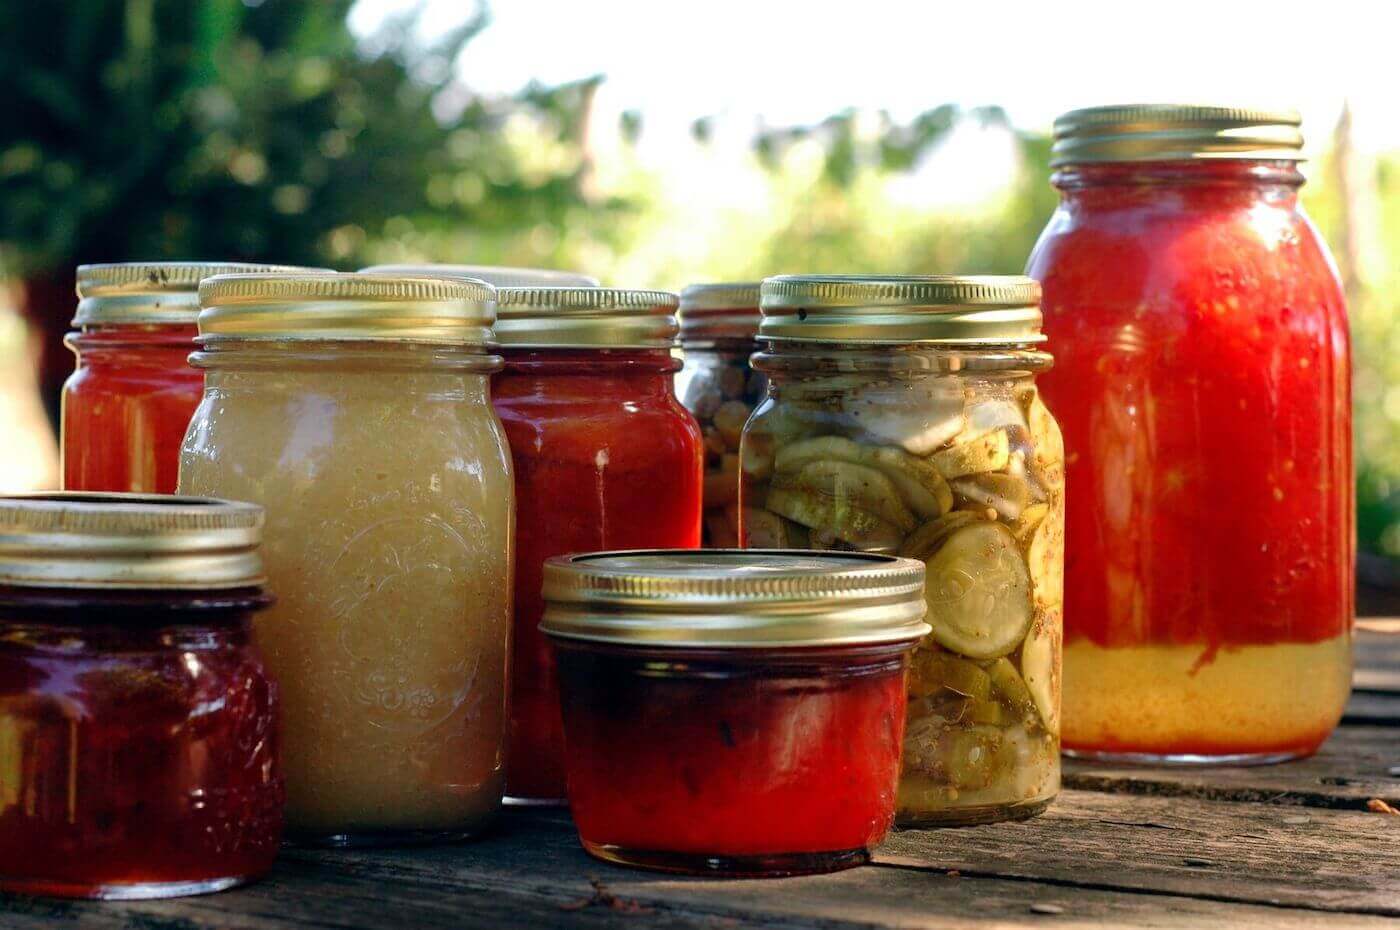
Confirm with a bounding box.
[740,275,1064,826]
[491,286,704,804]
[676,282,766,547]
[0,493,281,899]
[542,549,928,877]
[178,272,513,844]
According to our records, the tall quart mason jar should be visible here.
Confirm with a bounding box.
[739,275,1064,825]
[675,283,766,547]
[178,272,514,844]
[1026,106,1352,763]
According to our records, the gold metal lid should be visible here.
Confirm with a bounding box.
[197,272,496,345]
[494,287,680,349]
[1051,105,1304,167]
[759,274,1044,345]
[0,493,265,590]
[360,263,599,288]
[678,282,762,343]
[541,549,929,648]
[75,262,329,327]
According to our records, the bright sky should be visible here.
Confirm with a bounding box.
[351,0,1400,154]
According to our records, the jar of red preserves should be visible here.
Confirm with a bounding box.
[1026,105,1352,763]
[542,549,929,877]
[676,283,766,547]
[62,262,322,494]
[492,288,704,804]
[0,493,281,899]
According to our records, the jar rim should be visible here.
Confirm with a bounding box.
[74,261,330,327]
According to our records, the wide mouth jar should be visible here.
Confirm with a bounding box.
[542,549,928,877]
[0,493,280,900]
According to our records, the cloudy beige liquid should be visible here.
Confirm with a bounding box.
[180,343,513,839]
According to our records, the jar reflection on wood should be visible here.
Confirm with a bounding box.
[0,493,281,899]
[676,283,766,547]
[178,273,514,845]
[738,275,1064,826]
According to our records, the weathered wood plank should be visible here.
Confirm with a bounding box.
[1344,690,1400,726]
[878,789,1400,916]
[1356,629,1400,692]
[1064,725,1400,809]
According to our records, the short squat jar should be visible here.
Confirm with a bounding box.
[179,273,514,845]
[740,275,1065,826]
[492,287,704,804]
[675,283,766,547]
[542,549,929,876]
[62,262,320,494]
[0,493,281,899]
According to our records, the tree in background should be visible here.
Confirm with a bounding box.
[0,0,625,420]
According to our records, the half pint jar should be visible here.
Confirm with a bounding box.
[542,549,929,876]
[676,283,766,547]
[739,275,1065,826]
[0,493,281,899]
[178,273,514,844]
[62,262,323,494]
[492,287,703,804]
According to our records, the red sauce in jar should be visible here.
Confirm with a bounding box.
[554,643,908,874]
[62,325,203,494]
[1028,158,1352,760]
[0,588,282,898]
[493,349,703,801]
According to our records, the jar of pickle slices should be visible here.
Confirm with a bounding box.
[676,283,765,547]
[739,275,1064,826]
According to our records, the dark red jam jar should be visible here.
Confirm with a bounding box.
[541,550,928,877]
[62,262,323,494]
[0,493,282,899]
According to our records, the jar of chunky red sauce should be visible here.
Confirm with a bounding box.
[542,549,928,877]
[491,288,704,804]
[62,262,322,494]
[0,493,281,899]
[1026,105,1352,763]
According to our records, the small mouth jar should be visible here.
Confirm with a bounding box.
[541,549,929,877]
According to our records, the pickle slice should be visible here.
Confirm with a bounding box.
[922,521,1033,659]
[783,460,917,532]
[931,429,1011,479]
[741,507,809,548]
[741,432,775,482]
[1026,504,1064,608]
[775,436,953,519]
[1021,608,1061,734]
[949,473,1031,522]
[1014,502,1050,543]
[765,486,905,551]
[937,725,1005,790]
[983,657,1037,723]
[1023,390,1065,491]
[900,511,980,561]
[911,649,992,700]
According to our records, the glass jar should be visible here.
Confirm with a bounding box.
[1026,106,1352,764]
[541,549,928,876]
[491,287,704,804]
[360,263,598,287]
[0,493,280,899]
[178,273,513,844]
[676,283,766,547]
[62,262,322,494]
[739,275,1064,826]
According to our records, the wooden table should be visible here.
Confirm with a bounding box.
[4,630,1397,930]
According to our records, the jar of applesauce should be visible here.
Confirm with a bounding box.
[675,283,765,547]
[739,275,1064,825]
[178,272,513,845]
[1027,106,1352,763]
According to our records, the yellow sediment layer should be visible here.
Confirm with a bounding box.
[1063,634,1352,755]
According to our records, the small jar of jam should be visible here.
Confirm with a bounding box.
[676,283,766,547]
[541,549,929,877]
[0,493,281,899]
[62,262,322,494]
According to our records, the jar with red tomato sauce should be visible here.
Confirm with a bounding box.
[1026,106,1352,763]
[542,549,929,877]
[0,493,280,899]
[676,283,766,547]
[62,262,322,494]
[491,288,704,804]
